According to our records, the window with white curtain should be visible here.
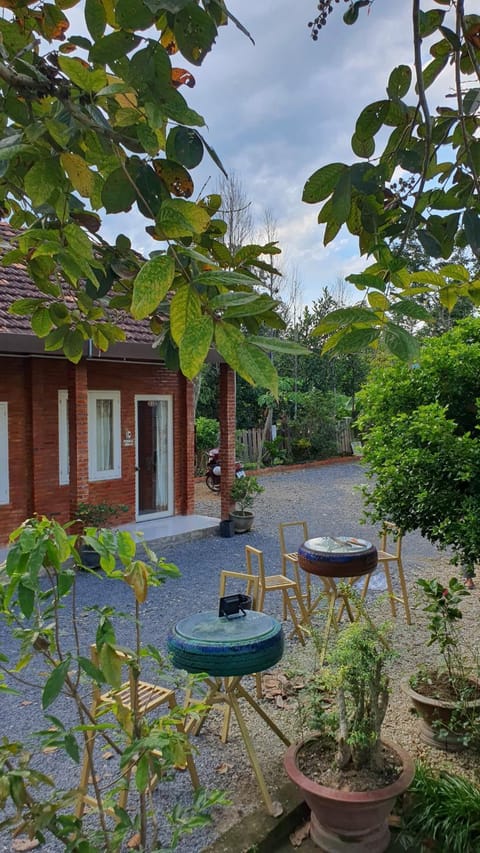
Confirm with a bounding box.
[88,391,121,481]
[0,402,9,504]
[58,390,69,485]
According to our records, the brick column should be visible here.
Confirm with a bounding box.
[179,375,195,514]
[68,361,89,517]
[219,363,236,520]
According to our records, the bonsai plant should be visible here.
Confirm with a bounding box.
[75,501,128,568]
[229,475,264,534]
[284,589,414,853]
[402,577,480,751]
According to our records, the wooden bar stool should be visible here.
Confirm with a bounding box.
[360,523,412,624]
[245,545,307,644]
[76,645,199,818]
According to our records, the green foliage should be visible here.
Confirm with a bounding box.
[305,3,480,360]
[0,0,311,395]
[416,577,470,685]
[0,516,227,850]
[229,475,264,514]
[195,416,219,457]
[399,763,480,852]
[75,501,129,528]
[305,589,395,771]
[357,318,480,570]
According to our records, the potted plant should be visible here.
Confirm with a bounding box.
[401,577,480,751]
[284,591,414,853]
[75,501,128,568]
[229,475,264,534]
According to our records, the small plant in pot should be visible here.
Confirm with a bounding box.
[229,475,264,534]
[75,501,128,569]
[402,577,480,751]
[284,588,414,853]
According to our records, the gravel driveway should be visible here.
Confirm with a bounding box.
[1,461,474,852]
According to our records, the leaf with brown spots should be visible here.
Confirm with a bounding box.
[152,159,194,198]
[172,67,195,89]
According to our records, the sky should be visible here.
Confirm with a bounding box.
[107,1,474,310]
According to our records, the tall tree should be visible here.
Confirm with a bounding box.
[0,1,308,396]
[305,1,480,362]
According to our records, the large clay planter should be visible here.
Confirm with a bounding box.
[401,675,480,752]
[284,735,414,852]
[229,510,254,534]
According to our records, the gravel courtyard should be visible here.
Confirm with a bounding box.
[1,460,479,852]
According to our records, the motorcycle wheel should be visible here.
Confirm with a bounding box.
[206,473,220,493]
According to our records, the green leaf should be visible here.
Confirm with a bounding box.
[131,256,175,319]
[463,209,480,257]
[24,159,61,206]
[214,322,253,384]
[193,270,256,288]
[355,101,389,140]
[85,0,106,40]
[351,132,375,158]
[197,132,227,177]
[170,285,201,345]
[421,55,448,91]
[174,3,217,66]
[18,582,34,618]
[155,199,210,238]
[179,315,213,378]
[166,126,204,168]
[89,31,140,65]
[438,264,470,282]
[58,56,107,93]
[389,299,431,321]
[346,273,387,291]
[323,327,380,354]
[368,292,390,311]
[303,163,346,204]
[237,343,279,397]
[101,167,137,213]
[99,644,123,688]
[31,306,54,337]
[116,0,154,30]
[313,306,379,335]
[42,659,70,709]
[331,168,351,225]
[419,8,445,37]
[63,329,85,364]
[248,335,310,356]
[387,65,412,99]
[384,323,420,361]
[135,753,149,792]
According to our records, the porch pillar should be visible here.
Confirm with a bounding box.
[68,361,89,518]
[219,363,236,520]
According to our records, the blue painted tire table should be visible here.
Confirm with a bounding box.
[168,610,288,817]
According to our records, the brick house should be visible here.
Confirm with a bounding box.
[0,222,236,547]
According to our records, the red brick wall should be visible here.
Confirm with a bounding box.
[0,355,193,546]
[219,364,236,520]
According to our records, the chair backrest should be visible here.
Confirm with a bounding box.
[218,570,259,610]
[279,521,309,557]
[379,522,403,558]
[245,545,266,584]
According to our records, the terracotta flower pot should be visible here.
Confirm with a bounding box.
[284,735,414,852]
[401,675,480,751]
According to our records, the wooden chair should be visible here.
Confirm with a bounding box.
[359,523,412,624]
[76,645,199,818]
[245,545,307,645]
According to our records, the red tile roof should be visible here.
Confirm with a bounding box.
[0,221,155,346]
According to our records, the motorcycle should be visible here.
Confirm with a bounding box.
[205,448,245,493]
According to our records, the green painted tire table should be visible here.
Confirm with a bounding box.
[168,610,289,817]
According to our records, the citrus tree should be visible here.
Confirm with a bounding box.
[305,1,480,361]
[357,317,480,574]
[0,0,307,395]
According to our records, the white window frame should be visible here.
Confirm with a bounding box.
[58,390,70,486]
[0,402,9,505]
[88,391,121,481]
